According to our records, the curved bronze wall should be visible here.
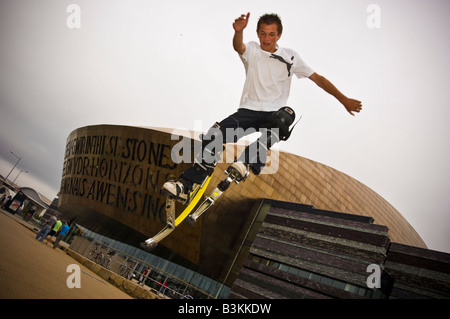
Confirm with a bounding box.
[59,125,426,280]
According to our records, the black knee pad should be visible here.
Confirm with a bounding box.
[271,106,296,141]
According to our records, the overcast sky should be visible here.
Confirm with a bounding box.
[1,0,449,253]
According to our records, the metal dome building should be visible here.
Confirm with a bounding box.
[58,125,427,286]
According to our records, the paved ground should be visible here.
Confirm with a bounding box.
[0,210,132,299]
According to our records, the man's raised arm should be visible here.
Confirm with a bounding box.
[233,12,250,55]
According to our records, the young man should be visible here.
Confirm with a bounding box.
[163,13,362,201]
[53,221,70,249]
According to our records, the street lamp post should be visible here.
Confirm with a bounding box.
[0,151,22,188]
[13,169,28,184]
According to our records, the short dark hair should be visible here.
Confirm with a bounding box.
[257,13,283,35]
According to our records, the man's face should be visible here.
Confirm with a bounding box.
[257,23,281,53]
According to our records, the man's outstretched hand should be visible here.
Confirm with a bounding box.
[233,12,250,32]
[341,97,363,116]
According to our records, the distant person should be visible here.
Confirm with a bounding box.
[25,206,36,221]
[158,280,168,295]
[1,196,12,209]
[48,218,62,237]
[48,213,58,230]
[35,213,58,242]
[139,267,149,286]
[35,219,53,242]
[53,221,70,249]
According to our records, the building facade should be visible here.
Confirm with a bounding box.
[58,125,449,298]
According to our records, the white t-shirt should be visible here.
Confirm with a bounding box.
[239,41,314,112]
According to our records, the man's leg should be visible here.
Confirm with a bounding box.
[40,228,51,242]
[163,109,270,199]
[238,127,281,175]
[238,106,296,174]
[162,123,225,201]
[38,227,51,242]
[53,235,62,249]
[35,228,43,240]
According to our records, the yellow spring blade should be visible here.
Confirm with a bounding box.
[174,176,212,227]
